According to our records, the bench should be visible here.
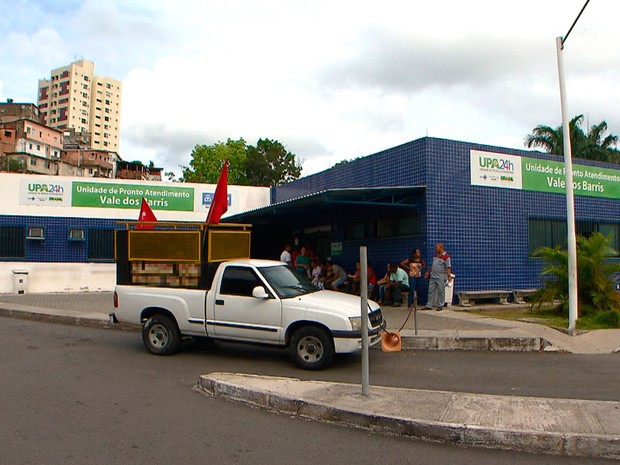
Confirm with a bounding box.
[512,289,538,304]
[458,290,511,307]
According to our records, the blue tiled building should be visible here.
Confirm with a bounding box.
[233,137,620,302]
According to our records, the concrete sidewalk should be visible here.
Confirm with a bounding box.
[0,291,619,353]
[382,305,620,354]
[196,372,620,459]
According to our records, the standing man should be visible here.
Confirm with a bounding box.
[424,243,452,311]
[295,246,311,277]
[280,244,292,266]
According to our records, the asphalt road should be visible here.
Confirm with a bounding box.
[1,317,618,465]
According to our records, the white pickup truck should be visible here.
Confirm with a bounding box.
[112,259,383,370]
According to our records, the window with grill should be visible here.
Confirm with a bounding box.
[87,229,115,261]
[0,226,26,258]
[344,222,367,241]
[375,214,420,238]
[528,218,620,257]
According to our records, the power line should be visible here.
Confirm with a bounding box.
[562,0,591,47]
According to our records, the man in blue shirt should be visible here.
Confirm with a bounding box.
[378,262,410,306]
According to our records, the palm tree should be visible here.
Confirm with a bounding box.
[530,233,620,316]
[584,120,619,162]
[524,115,619,163]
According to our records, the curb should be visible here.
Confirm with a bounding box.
[401,335,549,352]
[0,306,550,351]
[195,374,620,460]
[0,306,139,331]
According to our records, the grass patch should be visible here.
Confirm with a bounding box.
[469,306,619,330]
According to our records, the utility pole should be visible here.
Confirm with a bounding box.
[556,0,590,332]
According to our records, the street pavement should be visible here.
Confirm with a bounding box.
[1,291,619,459]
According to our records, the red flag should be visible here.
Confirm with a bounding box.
[137,197,157,229]
[206,159,229,224]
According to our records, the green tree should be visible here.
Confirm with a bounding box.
[530,233,620,317]
[524,115,619,163]
[181,138,248,184]
[245,138,302,187]
[0,157,25,172]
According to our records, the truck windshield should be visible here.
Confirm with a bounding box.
[260,265,319,299]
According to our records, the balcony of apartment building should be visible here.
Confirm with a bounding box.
[62,128,91,149]
[55,159,84,177]
[115,160,150,180]
[147,166,163,181]
[60,148,116,178]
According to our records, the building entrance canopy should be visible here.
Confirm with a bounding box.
[228,186,425,224]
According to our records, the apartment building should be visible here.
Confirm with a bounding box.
[61,148,118,178]
[37,60,122,152]
[0,119,63,175]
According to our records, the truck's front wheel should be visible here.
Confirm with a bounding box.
[142,315,181,355]
[289,326,334,370]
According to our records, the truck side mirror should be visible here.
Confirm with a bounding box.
[252,286,269,299]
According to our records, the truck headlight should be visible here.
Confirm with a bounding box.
[349,316,362,331]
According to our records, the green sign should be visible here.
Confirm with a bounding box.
[71,182,194,211]
[331,242,342,256]
[522,157,620,199]
[471,150,620,200]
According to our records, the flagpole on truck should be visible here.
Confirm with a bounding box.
[206,159,230,225]
[203,159,230,251]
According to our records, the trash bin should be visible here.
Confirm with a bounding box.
[12,270,28,294]
[445,274,455,306]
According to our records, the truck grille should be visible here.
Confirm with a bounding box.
[369,308,383,328]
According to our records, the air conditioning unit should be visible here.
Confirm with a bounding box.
[68,228,85,241]
[27,227,45,240]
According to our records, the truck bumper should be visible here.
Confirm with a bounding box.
[333,330,382,354]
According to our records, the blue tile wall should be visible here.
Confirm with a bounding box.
[0,215,117,263]
[274,137,620,299]
[276,138,428,203]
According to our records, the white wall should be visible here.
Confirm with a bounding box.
[0,263,115,294]
[0,172,270,221]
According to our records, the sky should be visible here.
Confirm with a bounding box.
[1,0,619,179]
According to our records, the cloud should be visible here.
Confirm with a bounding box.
[318,26,553,94]
[4,0,620,181]
[0,28,68,101]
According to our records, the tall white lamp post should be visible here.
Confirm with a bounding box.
[556,0,590,332]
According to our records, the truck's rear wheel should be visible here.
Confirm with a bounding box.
[142,315,181,355]
[289,326,334,370]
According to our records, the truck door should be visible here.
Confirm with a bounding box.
[212,265,283,343]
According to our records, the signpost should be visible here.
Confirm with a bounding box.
[360,246,369,396]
